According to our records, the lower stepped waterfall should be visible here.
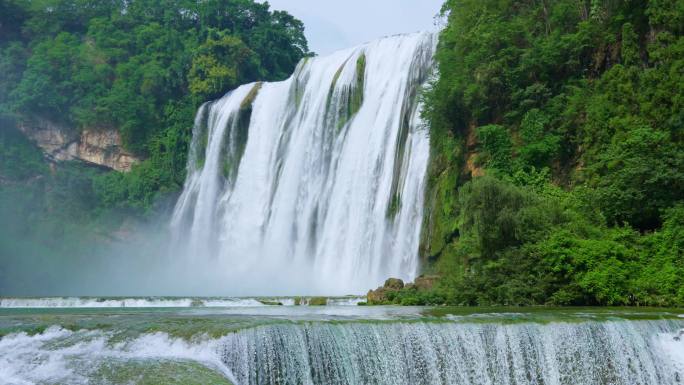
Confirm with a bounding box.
[3,315,682,385]
[219,320,684,385]
[171,32,436,294]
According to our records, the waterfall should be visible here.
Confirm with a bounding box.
[171,32,436,294]
[219,320,684,385]
[2,316,683,384]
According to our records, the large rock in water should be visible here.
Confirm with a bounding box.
[367,278,405,304]
[366,287,388,304]
[366,276,439,304]
[18,118,140,172]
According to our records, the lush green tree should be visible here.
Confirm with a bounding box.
[588,126,684,229]
[1,0,309,211]
[634,205,684,306]
[414,0,684,306]
[475,125,512,172]
[189,31,260,101]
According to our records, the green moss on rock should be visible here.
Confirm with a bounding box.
[258,300,283,306]
[308,296,327,306]
[240,82,263,110]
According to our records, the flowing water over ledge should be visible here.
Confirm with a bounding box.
[0,296,366,308]
[170,32,436,295]
[1,303,683,385]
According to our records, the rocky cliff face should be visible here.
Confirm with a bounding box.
[18,119,139,172]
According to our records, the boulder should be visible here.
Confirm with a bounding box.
[308,297,327,306]
[366,277,405,304]
[383,278,404,290]
[366,287,388,304]
[414,275,439,291]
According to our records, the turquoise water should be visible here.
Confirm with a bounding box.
[1,299,683,384]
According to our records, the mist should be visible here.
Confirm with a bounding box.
[0,202,325,297]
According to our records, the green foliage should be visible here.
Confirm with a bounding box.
[0,118,48,180]
[93,100,193,210]
[189,31,259,101]
[383,287,447,306]
[420,175,684,307]
[0,122,103,222]
[517,109,559,168]
[325,53,366,133]
[588,125,683,229]
[10,32,91,122]
[633,205,684,305]
[351,53,366,115]
[419,0,684,306]
[0,43,27,115]
[475,125,512,172]
[0,0,308,211]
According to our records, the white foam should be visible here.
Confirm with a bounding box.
[0,296,366,308]
[3,321,684,385]
[0,327,236,385]
[201,298,265,307]
[657,329,684,373]
[0,297,268,308]
[325,297,366,306]
[0,297,196,308]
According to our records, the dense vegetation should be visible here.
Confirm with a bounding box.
[387,0,684,306]
[0,0,308,210]
[2,0,682,305]
[0,0,308,293]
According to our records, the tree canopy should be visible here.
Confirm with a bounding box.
[409,0,684,306]
[0,0,309,209]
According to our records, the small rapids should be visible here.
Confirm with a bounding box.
[0,296,365,308]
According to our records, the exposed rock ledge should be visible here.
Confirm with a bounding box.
[18,119,140,172]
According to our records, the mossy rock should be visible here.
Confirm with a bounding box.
[414,275,439,291]
[308,297,327,306]
[367,288,389,304]
[240,82,263,110]
[258,300,283,306]
[383,278,404,290]
[367,278,406,304]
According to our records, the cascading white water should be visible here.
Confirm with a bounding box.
[219,320,684,385]
[4,319,682,385]
[171,32,436,294]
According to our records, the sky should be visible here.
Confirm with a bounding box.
[261,0,445,55]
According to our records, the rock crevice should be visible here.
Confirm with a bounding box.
[18,119,139,172]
